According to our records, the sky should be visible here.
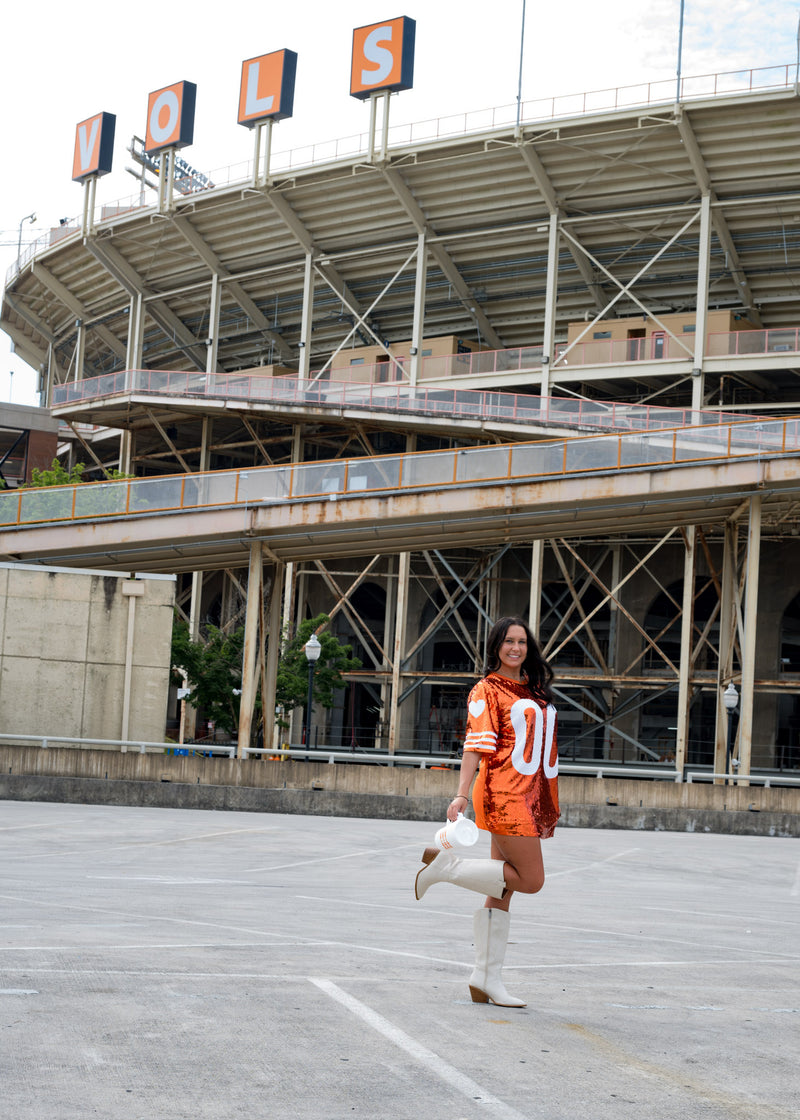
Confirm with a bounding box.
[2,0,799,407]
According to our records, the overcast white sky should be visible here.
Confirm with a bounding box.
[2,0,798,406]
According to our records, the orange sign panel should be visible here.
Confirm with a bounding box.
[145,81,197,154]
[238,49,297,127]
[72,112,116,181]
[350,16,415,100]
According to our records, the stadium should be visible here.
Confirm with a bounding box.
[3,38,800,789]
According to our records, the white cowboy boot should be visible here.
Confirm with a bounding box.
[414,846,507,901]
[468,907,527,1007]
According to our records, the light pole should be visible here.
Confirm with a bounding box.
[723,681,739,781]
[16,212,36,272]
[303,633,321,747]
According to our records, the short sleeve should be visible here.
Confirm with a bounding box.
[463,679,498,754]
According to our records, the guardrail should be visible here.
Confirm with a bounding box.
[0,732,235,757]
[684,769,800,788]
[7,63,795,285]
[51,367,753,431]
[4,735,799,785]
[2,415,797,530]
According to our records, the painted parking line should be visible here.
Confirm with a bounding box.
[310,977,533,1120]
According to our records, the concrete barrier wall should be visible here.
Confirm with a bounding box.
[1,745,798,836]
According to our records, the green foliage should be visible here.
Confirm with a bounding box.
[170,611,362,738]
[21,459,133,488]
[275,613,362,714]
[171,618,244,736]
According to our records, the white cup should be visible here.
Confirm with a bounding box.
[433,812,479,851]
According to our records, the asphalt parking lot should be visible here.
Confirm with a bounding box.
[1,799,798,1120]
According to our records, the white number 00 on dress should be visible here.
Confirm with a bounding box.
[509,700,558,778]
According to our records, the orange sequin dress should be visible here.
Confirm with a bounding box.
[464,673,559,838]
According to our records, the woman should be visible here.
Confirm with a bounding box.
[414,616,559,1008]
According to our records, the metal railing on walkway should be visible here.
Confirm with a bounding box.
[51,367,753,433]
[2,415,797,531]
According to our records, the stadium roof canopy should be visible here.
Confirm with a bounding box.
[4,84,800,391]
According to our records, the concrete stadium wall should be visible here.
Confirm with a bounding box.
[1,745,798,837]
[0,565,175,743]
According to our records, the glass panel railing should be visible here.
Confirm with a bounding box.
[236,467,291,504]
[673,426,729,461]
[455,446,511,483]
[346,458,402,492]
[619,432,674,467]
[129,476,185,512]
[18,487,75,523]
[292,462,348,498]
[566,436,621,472]
[510,441,566,477]
[401,450,456,489]
[0,490,21,525]
[73,482,129,518]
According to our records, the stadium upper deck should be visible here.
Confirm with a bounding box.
[4,77,800,417]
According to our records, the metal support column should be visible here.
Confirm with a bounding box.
[73,320,85,383]
[714,522,737,778]
[387,550,410,756]
[692,193,712,415]
[675,526,697,773]
[206,273,222,374]
[299,252,314,378]
[541,212,559,397]
[528,539,544,637]
[237,541,263,759]
[410,233,426,386]
[737,495,762,781]
[263,561,285,754]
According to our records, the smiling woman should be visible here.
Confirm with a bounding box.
[414,614,559,1008]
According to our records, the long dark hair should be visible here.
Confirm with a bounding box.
[484,615,554,702]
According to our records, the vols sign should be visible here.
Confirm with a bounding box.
[350,16,415,100]
[238,49,297,126]
[72,112,116,182]
[145,81,197,154]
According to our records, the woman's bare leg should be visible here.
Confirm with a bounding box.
[484,833,545,912]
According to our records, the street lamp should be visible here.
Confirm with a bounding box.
[303,633,322,747]
[16,212,36,271]
[723,682,739,781]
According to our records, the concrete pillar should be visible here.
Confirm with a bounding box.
[73,320,85,382]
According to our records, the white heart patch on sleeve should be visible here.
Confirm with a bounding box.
[468,699,486,718]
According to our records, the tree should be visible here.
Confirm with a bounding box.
[20,459,132,487]
[170,611,361,738]
[171,619,244,736]
[276,613,362,719]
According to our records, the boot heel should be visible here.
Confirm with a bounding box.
[469,985,489,1004]
[420,847,438,867]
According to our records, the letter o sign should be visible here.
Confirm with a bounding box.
[144,81,197,154]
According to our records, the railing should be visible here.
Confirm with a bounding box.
[7,63,795,285]
[1,415,797,530]
[707,328,800,356]
[4,733,798,784]
[50,366,753,432]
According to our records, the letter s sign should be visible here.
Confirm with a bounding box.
[350,16,415,100]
